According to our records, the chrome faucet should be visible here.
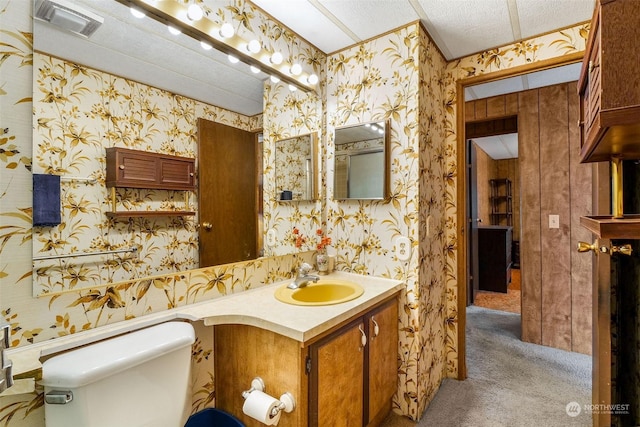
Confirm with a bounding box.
[288,263,320,289]
[0,323,13,394]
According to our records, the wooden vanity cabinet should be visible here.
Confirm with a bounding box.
[105,147,196,217]
[214,296,399,427]
[578,0,640,163]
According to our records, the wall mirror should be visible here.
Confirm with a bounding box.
[334,120,390,200]
[275,133,318,201]
[30,0,291,296]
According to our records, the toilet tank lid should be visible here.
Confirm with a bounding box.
[41,322,195,388]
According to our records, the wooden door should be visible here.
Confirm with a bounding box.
[366,299,398,426]
[198,119,257,266]
[311,321,365,427]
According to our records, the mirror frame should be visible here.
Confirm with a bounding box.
[275,132,319,202]
[333,119,390,201]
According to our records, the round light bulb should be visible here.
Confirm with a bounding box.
[288,84,297,92]
[220,23,234,38]
[307,74,318,85]
[168,25,181,35]
[246,39,261,54]
[187,4,203,21]
[270,52,283,65]
[270,75,280,83]
[200,41,212,50]
[290,63,302,76]
[250,65,261,74]
[228,54,239,64]
[130,7,146,18]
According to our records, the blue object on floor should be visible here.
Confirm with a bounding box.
[184,408,244,427]
[33,173,61,227]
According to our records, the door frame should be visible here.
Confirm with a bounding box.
[455,53,584,379]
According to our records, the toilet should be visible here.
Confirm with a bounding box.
[41,321,195,427]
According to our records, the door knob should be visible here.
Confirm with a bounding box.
[577,241,598,253]
[202,222,212,231]
[605,244,633,256]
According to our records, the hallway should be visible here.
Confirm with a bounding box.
[382,306,592,426]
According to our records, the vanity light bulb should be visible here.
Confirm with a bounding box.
[168,25,181,36]
[270,51,283,65]
[228,54,239,64]
[270,75,280,83]
[220,23,234,38]
[307,74,318,85]
[288,84,297,92]
[187,4,203,21]
[200,41,212,50]
[250,65,261,74]
[130,7,146,18]
[246,39,261,54]
[290,63,302,76]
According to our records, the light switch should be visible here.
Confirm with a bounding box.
[549,214,559,229]
[395,236,411,261]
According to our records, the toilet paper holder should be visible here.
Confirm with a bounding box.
[242,377,296,417]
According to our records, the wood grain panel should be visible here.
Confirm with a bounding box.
[505,93,518,116]
[473,143,495,225]
[486,96,506,118]
[214,325,306,427]
[465,101,475,122]
[539,84,572,351]
[474,99,487,120]
[518,89,542,344]
[568,81,593,355]
[315,322,364,427]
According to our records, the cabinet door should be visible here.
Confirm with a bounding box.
[114,150,158,187]
[312,320,365,427]
[367,299,398,425]
[159,158,195,189]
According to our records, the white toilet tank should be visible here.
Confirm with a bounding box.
[41,322,195,427]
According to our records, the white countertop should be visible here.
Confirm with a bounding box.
[4,271,403,392]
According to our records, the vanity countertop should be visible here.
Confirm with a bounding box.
[4,271,403,387]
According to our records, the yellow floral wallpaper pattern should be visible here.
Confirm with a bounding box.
[0,0,590,424]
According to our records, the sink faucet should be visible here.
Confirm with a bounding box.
[288,263,320,289]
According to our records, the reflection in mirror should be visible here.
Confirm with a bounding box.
[334,120,390,200]
[275,133,318,201]
[30,0,274,296]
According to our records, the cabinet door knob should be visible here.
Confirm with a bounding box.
[577,241,598,253]
[358,325,367,351]
[371,317,380,338]
[190,172,194,177]
[119,165,125,170]
[202,222,213,231]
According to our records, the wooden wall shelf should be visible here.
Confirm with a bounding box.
[106,210,196,218]
[580,215,640,239]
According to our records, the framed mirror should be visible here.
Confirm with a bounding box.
[275,133,319,201]
[333,120,390,200]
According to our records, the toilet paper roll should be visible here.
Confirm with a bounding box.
[242,390,282,425]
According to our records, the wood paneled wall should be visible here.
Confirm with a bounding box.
[473,144,495,225]
[466,82,593,354]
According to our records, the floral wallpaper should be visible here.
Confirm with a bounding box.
[274,134,314,201]
[0,0,592,424]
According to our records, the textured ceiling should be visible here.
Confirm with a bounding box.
[33,0,595,116]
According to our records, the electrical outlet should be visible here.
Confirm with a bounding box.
[549,214,559,229]
[396,236,411,261]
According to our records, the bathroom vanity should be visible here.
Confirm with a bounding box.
[214,295,398,427]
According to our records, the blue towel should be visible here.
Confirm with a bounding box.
[33,174,61,227]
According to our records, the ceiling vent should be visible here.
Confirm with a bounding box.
[34,0,104,38]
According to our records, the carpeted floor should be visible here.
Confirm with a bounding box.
[381,306,592,427]
[473,269,521,314]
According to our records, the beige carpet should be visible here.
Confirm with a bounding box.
[380,306,592,427]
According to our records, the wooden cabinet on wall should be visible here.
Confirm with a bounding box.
[105,147,195,218]
[578,0,640,163]
[214,296,399,427]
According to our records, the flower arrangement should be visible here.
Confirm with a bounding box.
[293,227,331,253]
